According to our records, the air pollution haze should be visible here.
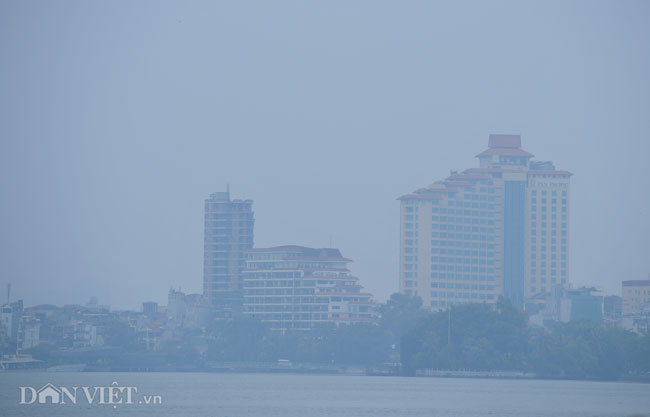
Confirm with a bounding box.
[1,1,649,313]
[2,3,650,417]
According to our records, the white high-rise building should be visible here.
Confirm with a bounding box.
[398,135,571,310]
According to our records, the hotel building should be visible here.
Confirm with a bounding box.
[203,190,254,309]
[242,246,376,331]
[398,134,571,310]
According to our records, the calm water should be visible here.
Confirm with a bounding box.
[0,372,649,417]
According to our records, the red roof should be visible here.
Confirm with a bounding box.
[464,168,523,174]
[476,148,534,157]
[246,246,350,261]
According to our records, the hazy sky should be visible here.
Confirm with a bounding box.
[1,1,649,310]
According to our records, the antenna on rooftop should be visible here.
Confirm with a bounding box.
[6,283,10,303]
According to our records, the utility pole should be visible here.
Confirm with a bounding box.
[447,306,451,370]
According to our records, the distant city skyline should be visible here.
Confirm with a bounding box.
[1,1,649,310]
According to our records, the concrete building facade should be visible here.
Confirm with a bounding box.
[398,134,571,310]
[0,300,23,340]
[203,190,254,309]
[622,276,650,317]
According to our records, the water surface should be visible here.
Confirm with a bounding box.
[1,372,648,417]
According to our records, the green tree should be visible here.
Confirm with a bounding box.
[379,293,430,349]
[401,299,528,374]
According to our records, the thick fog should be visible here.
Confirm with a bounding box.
[1,0,649,310]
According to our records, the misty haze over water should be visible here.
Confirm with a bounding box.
[1,2,650,417]
[1,1,649,310]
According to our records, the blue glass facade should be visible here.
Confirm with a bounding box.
[504,181,526,309]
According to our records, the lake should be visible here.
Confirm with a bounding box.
[0,372,648,416]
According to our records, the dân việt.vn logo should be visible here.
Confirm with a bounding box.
[19,381,162,408]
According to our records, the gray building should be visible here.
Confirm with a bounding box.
[603,295,622,325]
[142,301,158,316]
[203,190,254,309]
[398,135,571,310]
[0,300,23,340]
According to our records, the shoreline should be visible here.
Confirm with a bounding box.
[2,367,649,384]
